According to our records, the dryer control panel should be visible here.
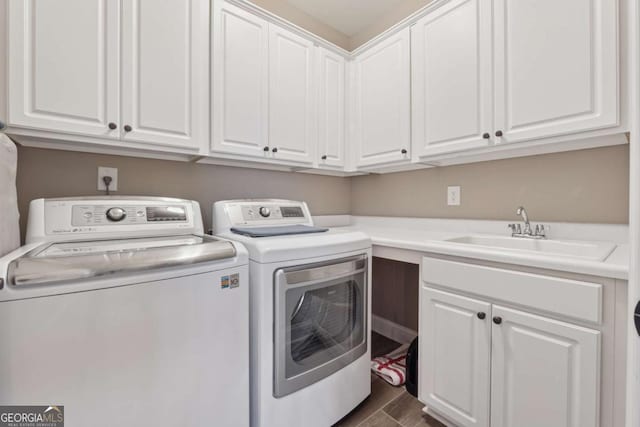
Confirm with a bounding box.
[214,199,313,231]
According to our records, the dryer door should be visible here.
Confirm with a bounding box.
[274,255,367,397]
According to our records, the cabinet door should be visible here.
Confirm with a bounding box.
[269,25,316,164]
[491,305,601,427]
[353,28,411,168]
[121,0,208,149]
[317,48,346,168]
[8,0,119,138]
[211,1,270,158]
[411,0,492,158]
[493,0,619,144]
[419,287,491,427]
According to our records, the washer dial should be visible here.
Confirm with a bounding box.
[106,207,127,222]
[259,207,271,218]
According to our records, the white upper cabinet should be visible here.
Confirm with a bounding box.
[9,0,208,151]
[353,28,411,168]
[317,48,346,168]
[491,305,601,427]
[493,0,619,144]
[268,25,316,164]
[5,0,625,169]
[121,0,208,149]
[420,287,491,427]
[411,0,492,158]
[211,1,270,159]
[8,0,120,138]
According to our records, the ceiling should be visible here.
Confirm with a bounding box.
[285,0,407,36]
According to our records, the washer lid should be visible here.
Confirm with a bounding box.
[7,235,236,287]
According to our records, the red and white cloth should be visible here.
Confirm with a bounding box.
[371,344,409,386]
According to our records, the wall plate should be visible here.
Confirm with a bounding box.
[98,166,118,191]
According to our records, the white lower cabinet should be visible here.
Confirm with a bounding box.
[420,288,491,427]
[420,286,601,427]
[490,305,600,427]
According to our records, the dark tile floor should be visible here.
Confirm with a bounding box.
[334,333,445,427]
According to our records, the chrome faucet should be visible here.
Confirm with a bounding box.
[516,206,531,235]
[508,206,547,239]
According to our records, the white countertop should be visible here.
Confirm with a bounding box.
[315,216,629,280]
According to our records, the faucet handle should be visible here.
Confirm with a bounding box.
[535,224,547,238]
[508,223,521,236]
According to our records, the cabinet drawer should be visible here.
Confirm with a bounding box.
[422,257,602,324]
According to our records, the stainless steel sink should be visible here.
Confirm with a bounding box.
[445,235,616,261]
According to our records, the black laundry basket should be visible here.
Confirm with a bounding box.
[405,336,418,397]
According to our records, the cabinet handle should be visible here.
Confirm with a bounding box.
[477,312,486,320]
[124,125,132,132]
[321,155,328,160]
[401,149,407,154]
[263,146,269,152]
[272,147,278,153]
[108,122,117,130]
[495,130,503,137]
[482,133,490,139]
[492,316,503,325]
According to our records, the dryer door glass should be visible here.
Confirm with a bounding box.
[274,255,368,397]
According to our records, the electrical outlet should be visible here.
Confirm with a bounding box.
[447,186,461,206]
[98,167,118,191]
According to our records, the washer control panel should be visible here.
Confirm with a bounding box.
[71,205,187,226]
[37,198,198,239]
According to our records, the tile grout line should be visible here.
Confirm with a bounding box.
[354,386,405,427]
[379,411,403,426]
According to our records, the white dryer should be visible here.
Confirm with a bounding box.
[0,197,249,427]
[213,199,372,427]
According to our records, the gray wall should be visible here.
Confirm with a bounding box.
[372,257,419,331]
[15,146,351,240]
[351,145,629,224]
[15,143,631,244]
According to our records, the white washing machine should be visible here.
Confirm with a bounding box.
[0,197,250,427]
[213,199,372,427]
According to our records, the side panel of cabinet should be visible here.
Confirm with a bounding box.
[268,25,316,164]
[411,0,492,158]
[419,287,491,427]
[353,28,411,168]
[121,0,208,149]
[493,0,619,143]
[491,305,601,427]
[8,0,119,138]
[211,2,270,158]
[317,47,346,168]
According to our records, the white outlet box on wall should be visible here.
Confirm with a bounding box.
[447,186,461,206]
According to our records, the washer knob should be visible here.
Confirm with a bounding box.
[106,207,127,222]
[259,207,271,218]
